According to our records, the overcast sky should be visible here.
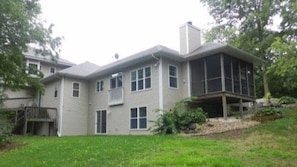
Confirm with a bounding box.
[40,0,213,66]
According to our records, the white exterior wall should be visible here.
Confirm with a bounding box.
[88,59,160,135]
[162,58,184,110]
[2,89,34,108]
[40,63,66,77]
[61,78,89,136]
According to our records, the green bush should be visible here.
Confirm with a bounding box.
[151,98,207,134]
[0,113,14,146]
[279,96,295,104]
[0,121,13,146]
[258,107,282,116]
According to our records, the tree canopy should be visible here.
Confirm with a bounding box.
[0,0,61,100]
[201,0,297,97]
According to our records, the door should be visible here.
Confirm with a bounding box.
[96,110,107,134]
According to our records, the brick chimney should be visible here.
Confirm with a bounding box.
[179,21,201,55]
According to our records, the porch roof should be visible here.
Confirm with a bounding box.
[184,42,265,65]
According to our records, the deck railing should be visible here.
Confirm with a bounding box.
[108,87,124,106]
[25,107,57,121]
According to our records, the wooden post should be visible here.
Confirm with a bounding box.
[239,98,243,118]
[222,95,227,120]
[253,100,256,113]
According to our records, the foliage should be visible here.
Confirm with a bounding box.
[258,107,282,116]
[151,98,207,134]
[252,107,283,123]
[201,0,297,97]
[267,36,297,91]
[1,108,297,166]
[264,92,272,100]
[0,113,14,146]
[279,96,296,104]
[0,0,61,98]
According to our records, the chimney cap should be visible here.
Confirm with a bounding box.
[187,21,192,25]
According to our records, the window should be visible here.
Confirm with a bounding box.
[130,107,147,129]
[50,67,56,74]
[72,82,80,97]
[131,67,151,91]
[96,80,104,92]
[169,65,178,88]
[27,61,40,75]
[110,76,122,89]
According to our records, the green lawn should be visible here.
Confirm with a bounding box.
[1,108,297,167]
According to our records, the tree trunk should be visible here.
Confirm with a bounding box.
[263,72,270,96]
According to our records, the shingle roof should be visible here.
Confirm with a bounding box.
[87,45,183,78]
[42,61,100,83]
[184,42,265,65]
[59,61,100,77]
[24,48,75,67]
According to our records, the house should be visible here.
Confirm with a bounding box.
[0,48,75,135]
[1,48,75,109]
[2,22,264,136]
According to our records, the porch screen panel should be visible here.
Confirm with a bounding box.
[191,59,205,95]
[224,55,232,92]
[247,64,255,96]
[232,58,240,94]
[206,55,221,93]
[241,62,248,95]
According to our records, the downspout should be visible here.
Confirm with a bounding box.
[158,57,163,111]
[151,54,163,111]
[58,76,64,137]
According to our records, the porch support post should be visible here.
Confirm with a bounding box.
[239,98,243,118]
[222,94,227,120]
[253,100,257,113]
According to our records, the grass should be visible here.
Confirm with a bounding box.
[1,108,297,167]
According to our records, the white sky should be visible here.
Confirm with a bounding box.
[40,0,213,66]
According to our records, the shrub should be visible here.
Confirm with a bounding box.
[151,98,207,134]
[0,112,14,146]
[258,107,282,116]
[251,107,283,123]
[279,96,295,104]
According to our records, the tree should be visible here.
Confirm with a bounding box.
[201,0,297,97]
[0,0,61,100]
[267,36,297,93]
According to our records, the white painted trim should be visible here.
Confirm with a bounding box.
[158,57,163,110]
[95,80,104,93]
[130,66,152,92]
[187,61,191,97]
[129,106,148,130]
[168,64,178,89]
[58,76,64,137]
[49,67,56,74]
[72,81,80,98]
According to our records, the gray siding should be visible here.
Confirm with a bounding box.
[88,59,160,135]
[61,78,89,136]
[161,58,184,110]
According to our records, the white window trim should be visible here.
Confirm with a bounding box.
[168,64,178,89]
[130,66,152,92]
[129,106,148,130]
[95,109,108,135]
[109,74,123,89]
[26,60,40,76]
[95,80,104,93]
[72,82,80,98]
[50,67,56,74]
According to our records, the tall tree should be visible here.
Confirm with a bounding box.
[201,0,296,97]
[0,0,61,101]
